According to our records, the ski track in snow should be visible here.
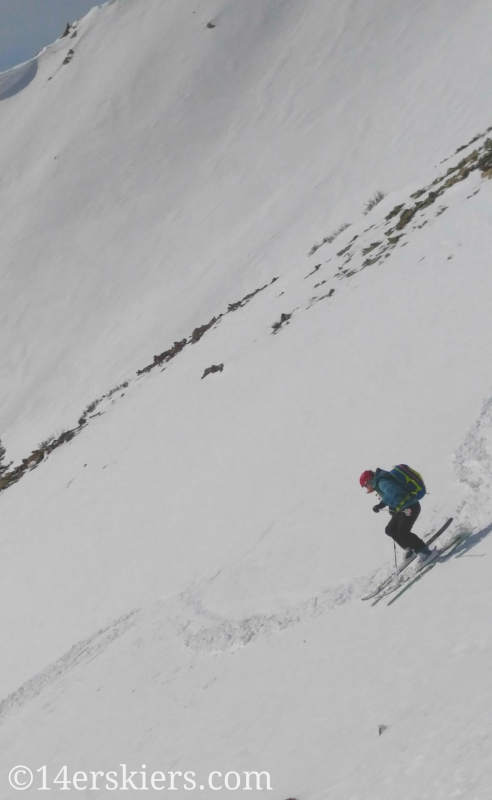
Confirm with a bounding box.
[3,4,492,793]
[0,571,383,722]
[0,510,488,716]
[2,139,492,718]
[181,572,377,654]
[165,143,492,656]
[0,609,140,723]
[181,523,487,653]
[454,393,492,514]
[5,384,492,717]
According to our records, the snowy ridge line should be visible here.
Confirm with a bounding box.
[0,278,279,497]
[135,277,279,376]
[44,18,86,84]
[25,0,105,65]
[303,127,492,298]
[0,60,38,101]
[1,126,491,507]
[1,5,89,86]
[0,609,140,724]
[1,126,491,500]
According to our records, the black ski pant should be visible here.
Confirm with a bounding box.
[385,503,425,552]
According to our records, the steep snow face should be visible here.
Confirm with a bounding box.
[0,120,492,797]
[2,0,492,457]
[2,2,492,798]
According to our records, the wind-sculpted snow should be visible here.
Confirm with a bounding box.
[0,60,38,101]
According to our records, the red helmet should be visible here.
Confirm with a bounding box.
[359,470,375,488]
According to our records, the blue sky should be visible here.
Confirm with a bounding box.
[0,0,100,73]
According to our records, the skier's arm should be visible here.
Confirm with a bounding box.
[377,478,404,509]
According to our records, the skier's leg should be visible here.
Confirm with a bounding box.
[398,503,424,551]
[385,504,425,551]
[385,513,409,549]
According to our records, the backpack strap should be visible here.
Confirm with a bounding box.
[390,465,425,511]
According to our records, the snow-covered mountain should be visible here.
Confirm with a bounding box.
[1,1,492,797]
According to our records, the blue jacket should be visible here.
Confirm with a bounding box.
[372,468,420,511]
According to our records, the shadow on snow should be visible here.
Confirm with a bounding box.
[0,60,38,101]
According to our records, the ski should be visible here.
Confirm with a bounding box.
[371,532,463,606]
[361,517,453,601]
[385,563,436,605]
[371,526,464,606]
[385,532,471,605]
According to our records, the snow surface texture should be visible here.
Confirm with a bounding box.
[2,0,492,457]
[1,0,492,798]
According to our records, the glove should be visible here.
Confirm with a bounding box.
[372,502,386,513]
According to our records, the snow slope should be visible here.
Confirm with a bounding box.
[1,1,492,798]
[2,0,492,457]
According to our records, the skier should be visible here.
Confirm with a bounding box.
[359,468,432,562]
